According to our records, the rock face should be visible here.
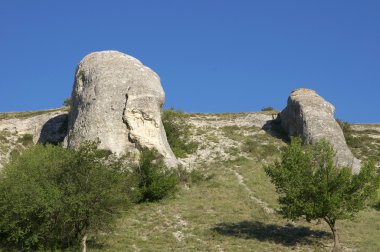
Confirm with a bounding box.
[280,88,360,173]
[0,109,68,144]
[0,109,68,169]
[65,51,177,167]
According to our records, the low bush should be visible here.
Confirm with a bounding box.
[17,133,34,146]
[63,97,71,107]
[176,165,214,186]
[242,139,279,161]
[162,109,198,158]
[337,119,380,163]
[132,149,178,202]
[337,119,358,146]
[261,107,274,111]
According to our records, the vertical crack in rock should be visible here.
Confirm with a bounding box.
[122,93,132,130]
[280,88,360,173]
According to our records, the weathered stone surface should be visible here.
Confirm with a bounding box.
[64,51,177,167]
[280,88,361,173]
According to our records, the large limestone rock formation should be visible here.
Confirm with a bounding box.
[64,51,177,167]
[280,88,360,173]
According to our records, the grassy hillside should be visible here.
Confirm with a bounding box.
[88,112,380,252]
[0,110,379,251]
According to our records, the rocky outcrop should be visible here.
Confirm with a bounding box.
[0,109,68,168]
[64,51,177,167]
[280,88,361,173]
[0,109,68,144]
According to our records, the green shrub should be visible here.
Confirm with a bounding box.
[0,142,129,251]
[176,165,213,186]
[221,125,243,141]
[242,139,279,161]
[63,97,71,107]
[261,107,274,111]
[17,133,34,146]
[337,119,380,163]
[336,119,370,149]
[162,109,198,158]
[336,119,357,146]
[132,149,178,202]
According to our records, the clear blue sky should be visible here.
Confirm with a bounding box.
[0,1,379,123]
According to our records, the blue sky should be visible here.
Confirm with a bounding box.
[0,1,379,122]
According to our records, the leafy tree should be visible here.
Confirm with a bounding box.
[0,142,129,251]
[132,148,178,202]
[265,138,380,251]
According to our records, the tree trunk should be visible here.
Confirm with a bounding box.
[331,226,342,251]
[325,218,342,251]
[81,233,88,252]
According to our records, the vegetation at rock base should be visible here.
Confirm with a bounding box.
[337,119,380,163]
[162,108,198,158]
[131,149,178,203]
[337,119,359,149]
[1,112,380,251]
[265,137,380,251]
[0,141,184,251]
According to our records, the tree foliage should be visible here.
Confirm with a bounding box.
[265,137,380,250]
[0,142,129,251]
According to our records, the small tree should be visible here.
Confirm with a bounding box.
[63,97,71,107]
[0,142,129,251]
[265,138,380,251]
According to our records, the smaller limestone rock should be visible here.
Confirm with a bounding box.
[0,109,68,169]
[280,88,361,173]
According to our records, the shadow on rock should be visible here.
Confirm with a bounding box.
[212,221,330,246]
[38,114,68,145]
[262,116,289,143]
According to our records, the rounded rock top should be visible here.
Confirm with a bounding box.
[77,50,160,80]
[291,88,317,95]
[80,50,142,64]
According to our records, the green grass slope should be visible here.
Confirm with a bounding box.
[0,110,378,251]
[89,113,380,252]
